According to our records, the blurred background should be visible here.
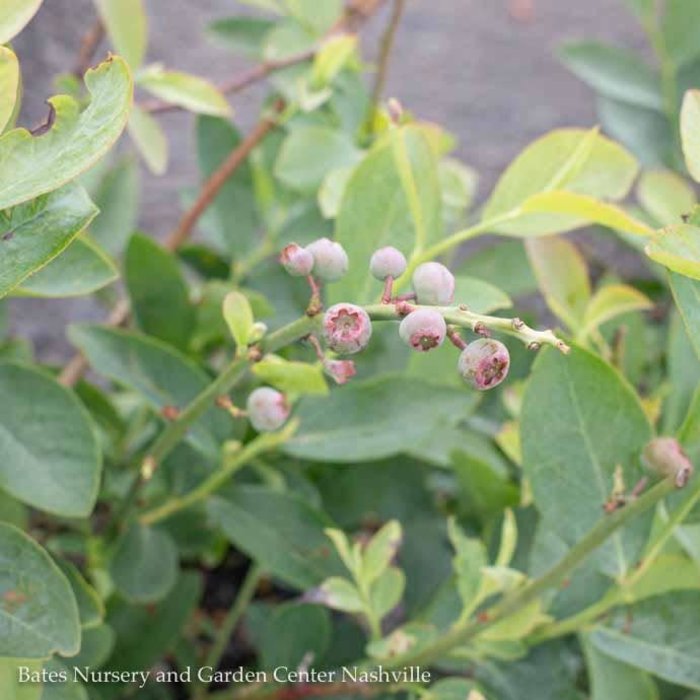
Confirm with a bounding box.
[12,0,648,359]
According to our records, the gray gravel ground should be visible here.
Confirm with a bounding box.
[11,0,648,361]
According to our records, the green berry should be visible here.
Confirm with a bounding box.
[642,437,694,487]
[323,303,372,355]
[306,238,349,282]
[399,308,446,352]
[246,387,290,432]
[412,262,455,305]
[280,243,314,277]
[369,246,407,280]
[458,338,510,390]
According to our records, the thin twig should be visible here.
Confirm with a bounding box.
[74,19,105,77]
[369,0,407,115]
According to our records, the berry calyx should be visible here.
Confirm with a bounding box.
[458,338,510,390]
[412,262,455,305]
[642,437,694,488]
[399,308,447,352]
[246,387,290,433]
[280,243,314,277]
[369,246,407,280]
[323,303,372,355]
[306,238,349,282]
[323,358,357,385]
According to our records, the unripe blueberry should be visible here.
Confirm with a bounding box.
[642,437,694,488]
[323,358,357,385]
[458,338,510,390]
[369,246,407,280]
[323,303,372,355]
[412,262,455,305]
[306,238,349,282]
[246,387,290,432]
[399,309,447,352]
[280,243,314,277]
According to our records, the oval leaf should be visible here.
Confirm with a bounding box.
[127,105,168,175]
[0,0,43,44]
[0,362,101,517]
[0,47,20,133]
[646,223,700,280]
[93,0,148,69]
[138,68,230,117]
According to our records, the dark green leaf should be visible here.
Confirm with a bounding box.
[207,17,275,58]
[55,558,104,629]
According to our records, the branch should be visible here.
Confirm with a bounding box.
[74,19,105,78]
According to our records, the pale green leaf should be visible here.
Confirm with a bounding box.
[223,290,255,349]
[362,520,402,585]
[110,524,178,603]
[54,558,103,630]
[646,223,700,279]
[580,284,652,339]
[311,35,357,88]
[0,658,42,700]
[559,41,663,111]
[0,183,98,299]
[16,237,118,298]
[525,236,591,329]
[319,576,364,612]
[206,17,275,58]
[318,166,353,219]
[0,362,101,517]
[447,518,488,615]
[93,0,148,69]
[637,169,696,224]
[522,346,653,578]
[0,56,133,210]
[454,275,512,313]
[252,356,328,396]
[0,0,43,44]
[669,271,700,360]
[283,0,343,36]
[332,125,443,304]
[138,67,230,117]
[0,523,80,657]
[370,566,405,618]
[520,191,654,237]
[681,90,700,183]
[128,105,168,175]
[0,47,19,133]
[483,128,638,236]
[495,509,518,568]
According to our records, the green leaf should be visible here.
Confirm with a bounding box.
[583,634,658,700]
[0,56,133,210]
[125,233,194,351]
[332,125,443,304]
[362,520,402,585]
[252,356,328,395]
[670,271,700,360]
[274,125,361,193]
[55,558,103,629]
[16,237,117,298]
[663,0,700,69]
[0,658,42,700]
[447,518,487,615]
[0,362,101,517]
[89,156,140,256]
[454,276,512,314]
[207,486,340,589]
[70,623,115,669]
[42,659,89,700]
[197,116,259,256]
[0,183,99,299]
[559,41,663,111]
[0,523,80,657]
[206,17,275,58]
[137,67,230,117]
[284,376,478,462]
[646,223,700,279]
[520,190,654,237]
[370,566,405,618]
[0,47,19,133]
[424,679,484,700]
[222,290,255,349]
[483,128,638,236]
[128,105,168,175]
[311,35,357,88]
[590,591,700,689]
[681,90,700,183]
[93,0,148,68]
[318,577,364,612]
[440,158,479,227]
[522,346,653,578]
[0,0,43,43]
[67,325,231,457]
[637,169,696,224]
[284,0,342,35]
[318,166,354,219]
[525,236,591,329]
[110,524,178,603]
[256,602,331,670]
[580,284,652,339]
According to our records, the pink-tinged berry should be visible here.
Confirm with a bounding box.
[399,309,447,352]
[458,338,510,390]
[642,437,694,488]
[246,387,290,432]
[323,359,357,385]
[412,262,455,305]
[370,246,407,280]
[323,303,372,355]
[280,243,314,277]
[306,238,349,282]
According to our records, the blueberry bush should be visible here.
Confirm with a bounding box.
[3,0,700,698]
